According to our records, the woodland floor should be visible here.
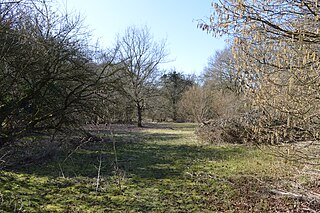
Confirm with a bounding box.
[1,123,320,212]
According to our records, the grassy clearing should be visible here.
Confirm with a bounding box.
[0,123,319,212]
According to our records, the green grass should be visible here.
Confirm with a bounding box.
[0,123,314,212]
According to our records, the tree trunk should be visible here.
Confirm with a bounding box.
[137,104,143,127]
[172,102,177,122]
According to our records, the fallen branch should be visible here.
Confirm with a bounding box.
[270,189,320,204]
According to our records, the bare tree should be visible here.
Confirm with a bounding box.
[0,0,116,147]
[115,26,168,127]
[179,85,214,123]
[199,0,320,145]
[204,47,241,93]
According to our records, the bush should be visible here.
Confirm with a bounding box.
[196,116,252,144]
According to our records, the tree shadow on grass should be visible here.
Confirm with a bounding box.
[114,143,246,179]
[8,129,247,180]
[2,129,316,212]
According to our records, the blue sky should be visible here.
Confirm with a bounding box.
[61,0,225,74]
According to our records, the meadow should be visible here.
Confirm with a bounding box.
[1,123,319,212]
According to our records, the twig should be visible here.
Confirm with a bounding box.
[95,154,102,192]
[300,208,317,213]
[110,128,122,191]
[62,137,91,164]
[0,151,9,164]
[0,1,21,5]
[58,163,65,178]
[270,189,305,199]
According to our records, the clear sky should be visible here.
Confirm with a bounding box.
[60,0,225,74]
